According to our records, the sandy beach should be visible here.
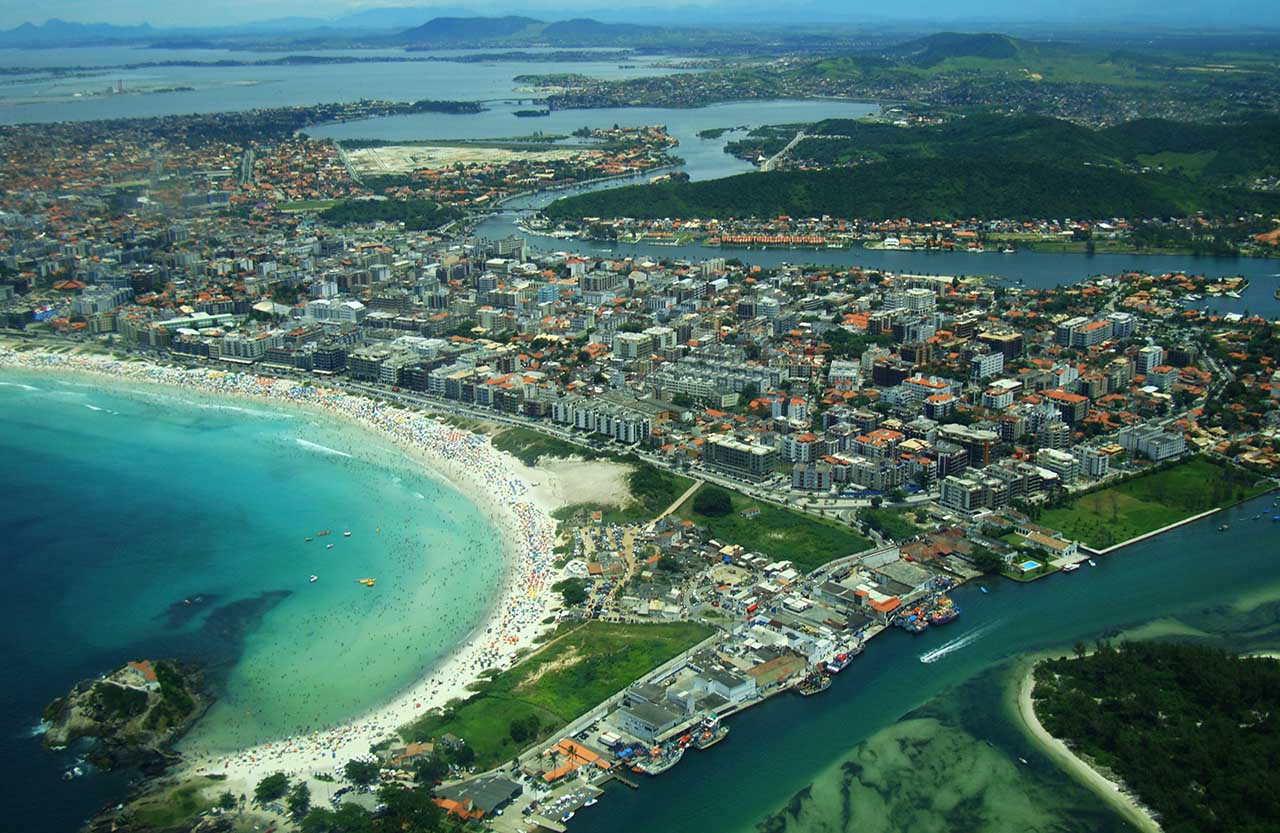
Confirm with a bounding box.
[0,345,587,797]
[1015,660,1162,833]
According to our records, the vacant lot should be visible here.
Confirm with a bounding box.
[1039,456,1269,549]
[400,620,713,768]
[347,144,587,174]
[678,487,873,571]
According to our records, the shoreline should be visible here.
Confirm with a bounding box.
[1082,506,1222,556]
[0,345,566,796]
[1014,659,1162,833]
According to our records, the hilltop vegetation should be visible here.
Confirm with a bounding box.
[545,112,1280,222]
[543,156,1280,223]
[1034,642,1280,833]
[728,114,1280,188]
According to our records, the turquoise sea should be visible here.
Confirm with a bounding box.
[0,368,504,830]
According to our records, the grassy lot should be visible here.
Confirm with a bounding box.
[399,621,714,768]
[677,487,873,572]
[130,780,218,828]
[491,427,597,466]
[859,508,921,541]
[277,199,343,212]
[1039,456,1270,549]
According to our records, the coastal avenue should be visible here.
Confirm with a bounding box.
[561,492,1280,833]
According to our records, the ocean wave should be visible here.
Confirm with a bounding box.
[83,404,119,415]
[0,381,40,391]
[129,388,294,419]
[295,438,352,458]
[919,620,1001,664]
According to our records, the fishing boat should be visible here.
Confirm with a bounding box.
[357,578,376,587]
[309,575,318,583]
[693,716,731,748]
[825,652,855,673]
[796,670,832,696]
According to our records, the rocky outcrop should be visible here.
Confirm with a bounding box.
[43,659,209,775]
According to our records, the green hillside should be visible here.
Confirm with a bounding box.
[543,157,1280,222]
[728,115,1280,188]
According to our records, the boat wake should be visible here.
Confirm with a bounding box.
[295,438,352,458]
[0,380,40,391]
[919,620,1002,664]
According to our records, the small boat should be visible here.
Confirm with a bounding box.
[1061,563,1081,573]
[583,798,598,808]
[561,812,575,822]
[317,530,331,536]
[343,531,351,537]
[1218,523,1230,531]
[1087,559,1097,567]
[979,586,988,594]
[305,537,313,542]
[357,578,376,587]
[309,575,318,583]
[326,544,334,549]
[1018,757,1029,765]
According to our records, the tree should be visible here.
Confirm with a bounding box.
[287,782,311,821]
[254,772,289,804]
[509,713,541,744]
[870,496,883,510]
[344,759,381,790]
[968,546,1005,575]
[693,487,733,517]
[552,577,587,605]
[379,784,445,833]
[217,792,237,811]
[412,754,449,784]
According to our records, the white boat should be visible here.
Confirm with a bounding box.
[309,575,318,583]
[1061,563,1081,573]
[583,798,598,808]
[343,531,351,537]
[1087,559,1097,567]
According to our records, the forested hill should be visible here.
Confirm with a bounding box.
[542,158,1280,222]
[1033,642,1280,833]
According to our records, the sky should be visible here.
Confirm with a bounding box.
[3,0,1279,30]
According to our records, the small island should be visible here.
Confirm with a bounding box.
[43,659,208,775]
[1026,642,1280,833]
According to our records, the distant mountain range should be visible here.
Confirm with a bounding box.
[396,16,669,47]
[0,13,689,50]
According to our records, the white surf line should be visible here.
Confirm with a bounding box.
[919,620,1003,664]
[294,437,353,458]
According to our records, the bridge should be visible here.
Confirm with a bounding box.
[761,130,806,172]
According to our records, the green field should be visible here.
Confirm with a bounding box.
[1039,456,1270,549]
[400,621,714,768]
[277,199,343,212]
[678,487,873,571]
[859,508,921,542]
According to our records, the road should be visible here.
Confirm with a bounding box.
[761,130,805,172]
